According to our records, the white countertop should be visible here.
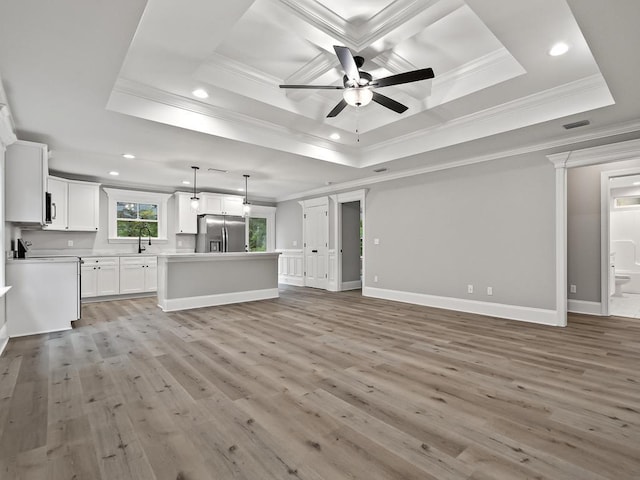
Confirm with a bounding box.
[158,252,280,262]
[7,256,81,264]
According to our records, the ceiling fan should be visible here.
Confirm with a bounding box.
[279,46,435,118]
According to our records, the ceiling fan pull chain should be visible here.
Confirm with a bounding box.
[356,107,360,143]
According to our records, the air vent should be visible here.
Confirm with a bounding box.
[563,120,590,130]
[207,167,228,173]
[373,167,388,173]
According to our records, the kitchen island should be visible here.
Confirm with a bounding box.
[156,252,280,311]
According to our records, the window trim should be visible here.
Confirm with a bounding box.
[104,188,171,243]
[244,205,275,252]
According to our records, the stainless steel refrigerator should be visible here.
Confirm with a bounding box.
[196,215,246,253]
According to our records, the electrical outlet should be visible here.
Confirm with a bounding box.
[67,240,74,247]
[487,286,493,296]
[374,238,380,245]
[374,275,378,283]
[467,284,473,294]
[177,240,183,247]
[570,284,577,294]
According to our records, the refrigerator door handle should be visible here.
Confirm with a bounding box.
[222,227,228,252]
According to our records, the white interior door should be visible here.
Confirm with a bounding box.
[304,204,328,289]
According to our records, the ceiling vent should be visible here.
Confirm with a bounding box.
[563,119,590,130]
[207,167,228,173]
[373,167,388,173]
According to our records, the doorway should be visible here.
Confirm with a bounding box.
[602,170,640,318]
[340,201,362,291]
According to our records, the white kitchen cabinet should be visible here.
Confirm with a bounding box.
[174,192,197,234]
[119,256,157,294]
[47,176,68,230]
[5,140,49,224]
[45,176,100,231]
[81,257,120,298]
[200,193,244,216]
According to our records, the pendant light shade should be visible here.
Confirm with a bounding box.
[343,87,373,107]
[243,174,251,216]
[190,166,200,210]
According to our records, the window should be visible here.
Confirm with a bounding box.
[248,217,267,252]
[244,205,276,252]
[117,202,159,238]
[104,188,171,242]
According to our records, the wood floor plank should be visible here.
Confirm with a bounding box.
[0,286,639,479]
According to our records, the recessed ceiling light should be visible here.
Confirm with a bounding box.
[330,133,340,140]
[549,42,569,56]
[192,88,209,99]
[182,180,191,185]
[122,153,135,159]
[237,188,244,192]
[109,171,119,176]
[633,182,640,186]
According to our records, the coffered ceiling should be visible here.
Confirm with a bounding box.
[1,0,639,200]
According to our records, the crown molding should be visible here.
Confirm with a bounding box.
[277,119,640,202]
[0,104,17,147]
[547,137,640,169]
[359,73,614,166]
[109,78,357,167]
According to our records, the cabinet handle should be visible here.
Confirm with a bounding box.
[52,203,57,220]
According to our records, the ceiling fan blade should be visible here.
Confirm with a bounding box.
[372,92,408,114]
[279,84,344,89]
[326,99,348,118]
[333,46,360,85]
[371,68,434,88]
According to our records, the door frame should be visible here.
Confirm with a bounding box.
[599,167,640,317]
[330,189,367,292]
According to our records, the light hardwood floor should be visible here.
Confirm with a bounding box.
[1,286,639,479]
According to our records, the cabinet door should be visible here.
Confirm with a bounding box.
[81,265,98,298]
[201,193,223,215]
[68,182,99,231]
[119,258,146,294]
[144,263,157,292]
[175,193,197,234]
[97,265,119,296]
[222,195,244,216]
[46,177,68,230]
[5,141,48,224]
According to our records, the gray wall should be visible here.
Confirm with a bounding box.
[21,188,196,254]
[567,158,640,302]
[275,199,302,249]
[365,152,556,309]
[341,201,361,283]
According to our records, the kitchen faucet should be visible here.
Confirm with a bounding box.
[138,224,152,254]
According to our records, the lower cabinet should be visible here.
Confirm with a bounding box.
[81,257,120,298]
[81,255,156,298]
[119,256,158,294]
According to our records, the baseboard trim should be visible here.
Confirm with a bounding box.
[81,292,156,304]
[0,323,8,357]
[159,288,279,312]
[278,275,304,287]
[363,287,560,326]
[568,299,603,316]
[341,280,362,291]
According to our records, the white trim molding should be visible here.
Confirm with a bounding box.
[548,137,640,325]
[0,323,8,357]
[158,288,279,312]
[277,249,304,286]
[103,187,171,242]
[363,287,560,326]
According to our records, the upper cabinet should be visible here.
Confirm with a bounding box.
[174,192,197,234]
[200,193,244,216]
[44,176,100,231]
[5,140,49,224]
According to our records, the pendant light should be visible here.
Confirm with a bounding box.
[190,166,200,210]
[243,174,251,216]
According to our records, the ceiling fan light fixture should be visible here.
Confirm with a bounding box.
[343,87,373,107]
